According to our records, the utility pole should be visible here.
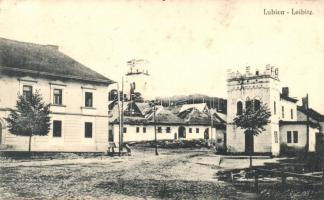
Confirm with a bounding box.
[306,94,310,152]
[119,76,125,156]
[153,103,159,156]
[117,82,121,156]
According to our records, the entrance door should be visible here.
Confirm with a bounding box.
[204,128,209,140]
[178,126,186,138]
[245,132,254,154]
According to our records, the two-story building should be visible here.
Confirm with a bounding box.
[0,37,114,152]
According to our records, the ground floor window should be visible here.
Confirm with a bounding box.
[123,127,127,133]
[274,131,278,143]
[157,127,162,133]
[196,128,199,133]
[53,120,62,137]
[108,130,114,142]
[287,131,292,143]
[143,127,146,133]
[189,128,192,133]
[85,122,93,138]
[293,131,298,143]
[136,127,140,133]
[166,127,171,133]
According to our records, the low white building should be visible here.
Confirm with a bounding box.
[0,37,114,152]
[108,102,226,147]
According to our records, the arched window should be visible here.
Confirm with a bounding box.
[246,100,252,111]
[254,99,260,111]
[237,101,243,115]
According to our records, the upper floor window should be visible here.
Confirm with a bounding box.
[53,120,62,137]
[85,122,93,138]
[237,101,243,115]
[282,106,285,118]
[85,92,93,107]
[23,85,32,100]
[274,101,276,115]
[291,109,294,120]
[274,131,278,143]
[53,89,62,105]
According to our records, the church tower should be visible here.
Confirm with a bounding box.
[124,59,151,101]
[226,65,281,155]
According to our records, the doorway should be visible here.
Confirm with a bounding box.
[178,126,186,138]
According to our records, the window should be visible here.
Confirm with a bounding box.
[108,130,114,142]
[287,131,292,143]
[274,131,278,143]
[291,109,294,120]
[158,127,162,133]
[293,131,298,143]
[143,127,146,133]
[166,127,171,133]
[282,106,285,118]
[196,128,199,133]
[217,138,222,143]
[53,120,62,137]
[23,85,32,100]
[246,100,252,111]
[53,89,62,105]
[274,101,276,115]
[237,101,243,115]
[254,99,260,111]
[136,127,140,133]
[85,92,93,107]
[85,122,93,138]
[189,128,192,133]
[123,127,127,133]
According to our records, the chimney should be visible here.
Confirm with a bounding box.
[282,87,289,97]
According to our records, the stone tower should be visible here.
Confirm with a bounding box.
[124,59,151,101]
[226,65,281,155]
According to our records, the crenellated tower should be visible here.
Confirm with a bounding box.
[226,65,281,155]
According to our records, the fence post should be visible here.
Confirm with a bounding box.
[281,171,286,191]
[254,170,259,193]
[322,167,324,190]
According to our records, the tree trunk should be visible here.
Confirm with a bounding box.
[28,134,32,152]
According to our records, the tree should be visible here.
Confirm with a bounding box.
[233,101,271,168]
[5,91,51,152]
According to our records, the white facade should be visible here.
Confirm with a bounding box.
[0,75,109,152]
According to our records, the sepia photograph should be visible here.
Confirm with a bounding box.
[0,0,324,199]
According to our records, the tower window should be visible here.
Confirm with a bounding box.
[254,99,260,110]
[237,101,243,115]
[291,109,294,119]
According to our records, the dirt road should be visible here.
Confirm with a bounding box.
[0,149,258,199]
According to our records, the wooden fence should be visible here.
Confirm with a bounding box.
[252,168,324,193]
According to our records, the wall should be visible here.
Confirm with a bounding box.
[0,74,109,152]
[111,123,218,144]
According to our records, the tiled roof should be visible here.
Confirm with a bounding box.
[0,37,114,84]
[297,106,324,122]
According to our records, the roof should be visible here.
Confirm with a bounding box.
[297,106,324,122]
[149,109,184,124]
[280,93,298,103]
[135,103,152,116]
[279,120,320,128]
[0,37,114,85]
[179,103,208,113]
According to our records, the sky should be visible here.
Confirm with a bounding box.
[0,0,323,112]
